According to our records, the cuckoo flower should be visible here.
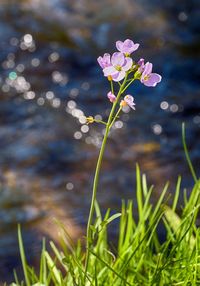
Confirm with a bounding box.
[97,53,111,69]
[103,52,132,82]
[120,95,136,110]
[141,62,162,87]
[107,91,116,103]
[85,40,163,275]
[116,39,139,55]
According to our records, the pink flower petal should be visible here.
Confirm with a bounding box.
[138,58,144,66]
[116,41,124,52]
[143,73,162,87]
[103,53,111,61]
[143,62,153,76]
[97,53,111,69]
[112,70,126,82]
[103,66,117,76]
[122,57,133,71]
[97,56,104,68]
[130,43,140,53]
[151,73,162,83]
[111,52,125,66]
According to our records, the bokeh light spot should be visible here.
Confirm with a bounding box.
[9,72,17,80]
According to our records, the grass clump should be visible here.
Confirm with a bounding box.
[11,153,200,285]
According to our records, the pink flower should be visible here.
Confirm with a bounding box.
[97,53,111,69]
[120,95,136,110]
[116,39,139,55]
[124,95,136,110]
[141,62,162,87]
[107,91,116,103]
[103,52,133,82]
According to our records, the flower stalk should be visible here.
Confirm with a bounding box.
[84,39,162,280]
[85,76,127,277]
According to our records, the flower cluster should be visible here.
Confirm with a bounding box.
[96,39,162,114]
[97,39,161,87]
[137,59,162,87]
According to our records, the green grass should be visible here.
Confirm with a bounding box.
[10,124,200,286]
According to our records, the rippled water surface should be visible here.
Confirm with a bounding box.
[0,0,200,283]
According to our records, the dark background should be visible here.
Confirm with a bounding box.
[0,0,200,283]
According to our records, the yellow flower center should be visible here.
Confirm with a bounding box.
[115,65,122,71]
[120,100,127,107]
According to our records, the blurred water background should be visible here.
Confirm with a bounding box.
[0,0,200,283]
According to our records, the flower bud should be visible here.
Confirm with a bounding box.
[86,116,95,124]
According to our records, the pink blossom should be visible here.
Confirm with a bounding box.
[97,53,111,69]
[141,62,162,87]
[120,95,136,110]
[124,95,136,110]
[107,91,116,103]
[103,52,133,82]
[116,39,139,55]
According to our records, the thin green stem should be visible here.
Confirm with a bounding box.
[110,80,114,94]
[182,123,198,183]
[95,119,107,126]
[84,75,128,281]
[109,107,122,130]
[122,78,135,93]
